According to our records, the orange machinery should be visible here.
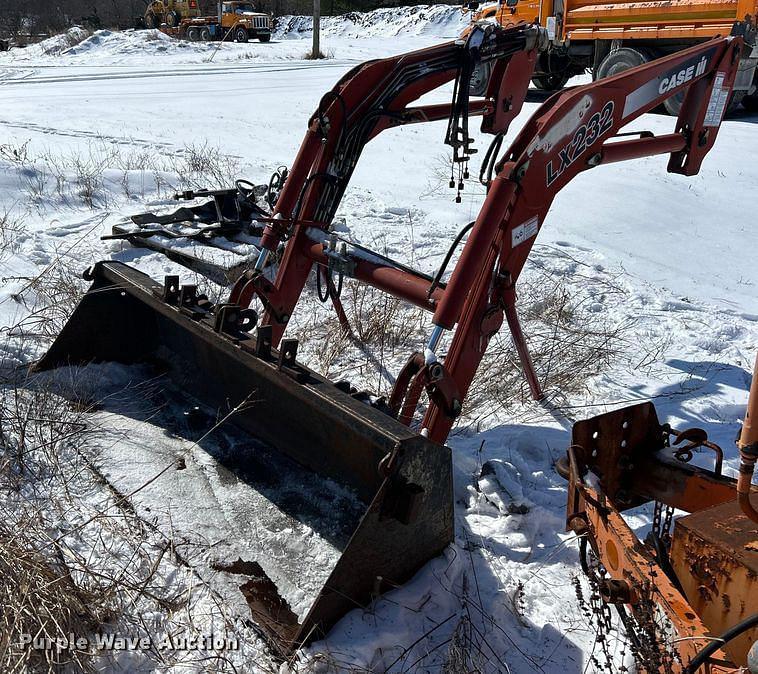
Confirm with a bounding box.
[468,0,758,112]
[560,354,758,671]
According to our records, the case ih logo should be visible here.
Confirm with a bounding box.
[622,46,716,118]
[658,55,708,95]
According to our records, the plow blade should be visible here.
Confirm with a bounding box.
[36,261,454,654]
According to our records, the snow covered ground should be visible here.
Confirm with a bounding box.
[0,6,756,673]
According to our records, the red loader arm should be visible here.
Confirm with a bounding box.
[231,20,754,446]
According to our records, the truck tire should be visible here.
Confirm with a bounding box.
[661,89,685,116]
[166,10,180,27]
[596,47,649,80]
[532,73,570,90]
[187,26,199,41]
[200,27,211,41]
[469,61,491,97]
[597,47,688,113]
[259,33,271,43]
[743,93,758,113]
[235,27,249,43]
[145,11,159,28]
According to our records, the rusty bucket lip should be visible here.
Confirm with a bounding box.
[36,260,455,655]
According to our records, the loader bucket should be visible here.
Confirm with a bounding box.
[36,261,454,654]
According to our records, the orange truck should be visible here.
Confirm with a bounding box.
[468,0,758,113]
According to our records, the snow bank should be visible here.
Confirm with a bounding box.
[62,28,219,58]
[275,5,467,39]
[11,26,90,59]
[0,6,466,65]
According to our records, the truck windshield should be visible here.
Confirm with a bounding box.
[232,3,256,11]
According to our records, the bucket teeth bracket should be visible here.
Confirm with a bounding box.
[156,275,181,304]
[256,325,273,359]
[277,338,308,383]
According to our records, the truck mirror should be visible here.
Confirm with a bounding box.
[505,0,518,6]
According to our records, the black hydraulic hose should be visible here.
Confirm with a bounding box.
[650,533,686,596]
[480,130,505,185]
[316,264,330,302]
[579,536,591,576]
[427,221,475,298]
[684,612,758,673]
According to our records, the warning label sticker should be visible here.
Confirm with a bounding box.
[512,216,539,248]
[704,73,730,127]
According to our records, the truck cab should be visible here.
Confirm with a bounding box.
[220,1,271,42]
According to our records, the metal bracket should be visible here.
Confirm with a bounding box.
[214,304,258,338]
[426,361,463,419]
[158,275,181,305]
[379,476,424,525]
[277,339,308,383]
[256,325,273,359]
[178,284,212,319]
[278,338,298,369]
[323,233,356,278]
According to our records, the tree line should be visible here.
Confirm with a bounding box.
[1,0,453,39]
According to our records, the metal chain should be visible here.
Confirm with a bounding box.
[578,539,682,673]
[574,543,619,672]
[652,501,675,545]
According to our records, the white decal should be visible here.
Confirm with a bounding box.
[657,56,708,95]
[512,216,540,248]
[527,95,593,157]
[704,72,730,127]
[623,47,716,118]
[546,101,615,186]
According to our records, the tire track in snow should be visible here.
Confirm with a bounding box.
[0,59,355,86]
[0,117,177,151]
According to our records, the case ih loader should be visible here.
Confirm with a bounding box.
[38,16,758,670]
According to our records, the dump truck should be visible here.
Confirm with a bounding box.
[178,1,272,42]
[468,0,758,113]
[138,0,271,42]
[38,17,758,669]
[141,0,202,29]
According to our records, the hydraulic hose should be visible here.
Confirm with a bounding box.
[738,354,758,524]
[684,612,758,673]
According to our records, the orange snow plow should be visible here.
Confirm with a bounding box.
[38,17,757,666]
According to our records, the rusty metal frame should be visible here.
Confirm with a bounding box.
[564,399,758,671]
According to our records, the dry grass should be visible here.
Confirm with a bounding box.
[0,524,102,673]
[0,379,102,672]
[4,254,86,341]
[463,254,631,428]
[290,242,630,427]
[291,276,429,396]
[0,139,31,164]
[0,208,27,262]
[303,47,333,60]
[4,140,241,210]
[343,279,426,350]
[0,368,255,673]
